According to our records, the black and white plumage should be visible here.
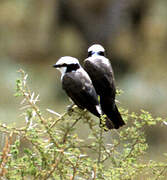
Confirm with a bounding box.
[84,44,125,129]
[53,56,104,121]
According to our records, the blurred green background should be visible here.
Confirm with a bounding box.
[0,0,167,161]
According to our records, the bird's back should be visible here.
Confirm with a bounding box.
[84,56,125,129]
[62,69,100,117]
[84,57,116,97]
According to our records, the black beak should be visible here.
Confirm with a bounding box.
[53,63,67,68]
[53,64,60,68]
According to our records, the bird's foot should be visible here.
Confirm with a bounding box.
[67,103,75,115]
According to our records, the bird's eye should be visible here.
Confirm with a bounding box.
[62,63,67,67]
[88,51,93,57]
[98,51,105,56]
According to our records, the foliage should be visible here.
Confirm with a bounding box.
[0,69,167,180]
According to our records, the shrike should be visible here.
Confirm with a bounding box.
[53,56,113,129]
[84,44,125,129]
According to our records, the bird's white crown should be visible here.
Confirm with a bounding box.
[54,56,80,77]
[56,56,79,66]
[88,44,105,53]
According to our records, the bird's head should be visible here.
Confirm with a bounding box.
[53,56,80,75]
[88,44,105,57]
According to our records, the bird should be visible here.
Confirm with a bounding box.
[84,44,125,129]
[53,56,113,129]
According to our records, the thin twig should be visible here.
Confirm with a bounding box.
[19,70,59,148]
[92,165,96,180]
[155,166,167,180]
[49,112,68,129]
[43,151,64,180]
[98,128,103,164]
[66,157,80,180]
[62,117,80,143]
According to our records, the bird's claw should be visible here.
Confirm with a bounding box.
[67,103,75,115]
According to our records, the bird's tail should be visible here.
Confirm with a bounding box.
[105,104,125,129]
[100,95,125,129]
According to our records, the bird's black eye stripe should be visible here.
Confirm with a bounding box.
[87,51,105,57]
[61,63,68,67]
[53,63,80,71]
[66,63,80,73]
[54,63,67,68]
[88,51,93,57]
[98,51,105,56]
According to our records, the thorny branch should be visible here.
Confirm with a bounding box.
[154,165,167,180]
[62,116,80,144]
[18,69,59,148]
[43,150,64,180]
[0,69,167,179]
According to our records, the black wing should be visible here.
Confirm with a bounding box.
[84,58,125,129]
[84,58,116,97]
[62,70,100,117]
